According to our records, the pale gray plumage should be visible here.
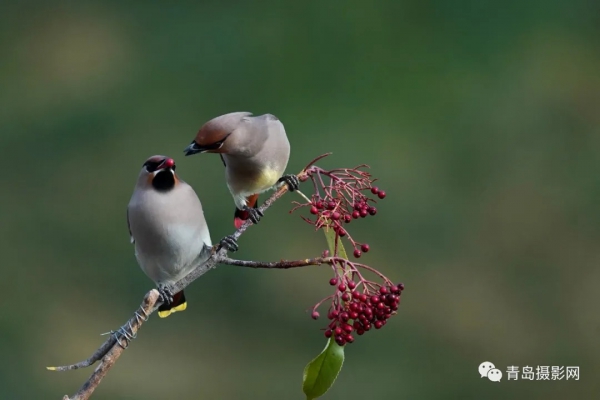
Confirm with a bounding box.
[186,112,291,210]
[127,156,212,288]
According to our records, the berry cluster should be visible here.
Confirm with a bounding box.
[310,258,404,346]
[292,157,386,258]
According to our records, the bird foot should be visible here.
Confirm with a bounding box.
[278,174,300,192]
[157,285,174,305]
[244,206,264,224]
[219,235,239,252]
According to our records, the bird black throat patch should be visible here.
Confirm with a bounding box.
[152,170,175,192]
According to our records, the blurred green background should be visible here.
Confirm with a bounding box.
[1,0,599,399]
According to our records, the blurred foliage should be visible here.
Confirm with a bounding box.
[1,0,599,399]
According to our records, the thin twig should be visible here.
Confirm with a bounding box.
[219,256,330,269]
[50,169,316,400]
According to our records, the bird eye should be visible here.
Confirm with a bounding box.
[144,160,161,172]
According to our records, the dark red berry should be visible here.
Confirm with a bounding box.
[397,283,405,291]
[329,310,339,319]
[343,324,353,333]
[335,336,346,346]
[345,334,354,343]
[353,249,362,258]
[332,211,341,220]
[338,283,347,292]
[310,206,318,215]
[359,294,368,302]
[351,291,360,300]
[361,244,370,253]
[368,207,377,216]
[325,329,332,338]
[360,209,368,218]
[377,190,386,199]
[370,295,380,304]
[327,201,336,210]
[329,277,338,286]
[377,302,385,310]
[363,323,371,331]
[344,214,352,223]
[348,281,356,290]
[349,311,359,319]
[334,327,343,336]
[316,201,324,209]
[357,329,365,335]
[374,321,383,329]
[352,210,360,219]
[340,312,350,322]
[380,286,388,295]
[311,311,320,320]
[341,293,350,302]
[371,187,379,194]
[338,228,346,237]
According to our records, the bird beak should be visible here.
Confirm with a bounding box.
[183,142,205,156]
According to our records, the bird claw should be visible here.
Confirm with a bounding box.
[157,285,174,305]
[279,174,300,192]
[219,235,239,252]
[245,206,263,224]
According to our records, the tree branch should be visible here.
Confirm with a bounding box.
[219,256,330,269]
[50,170,322,400]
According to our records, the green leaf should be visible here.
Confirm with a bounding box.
[324,228,349,260]
[302,337,345,400]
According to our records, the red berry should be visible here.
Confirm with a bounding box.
[334,327,343,336]
[370,295,380,304]
[325,329,332,338]
[311,311,320,320]
[341,293,350,302]
[344,214,352,223]
[357,329,365,336]
[338,228,346,237]
[353,249,362,258]
[359,294,368,302]
[347,281,356,290]
[371,186,379,194]
[380,286,388,295]
[329,277,338,286]
[368,207,377,216]
[345,334,354,343]
[361,244,370,253]
[338,284,347,292]
[377,190,386,199]
[377,302,385,310]
[329,310,339,319]
[331,211,341,220]
[352,210,360,219]
[353,321,362,329]
[343,324,353,333]
[374,321,383,329]
[335,336,346,346]
[359,209,368,217]
[340,312,350,322]
[349,311,359,319]
[327,201,336,210]
[397,283,405,291]
[310,206,318,215]
[353,202,362,211]
[316,201,324,209]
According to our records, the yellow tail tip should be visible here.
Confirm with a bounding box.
[46,367,57,371]
[158,302,187,318]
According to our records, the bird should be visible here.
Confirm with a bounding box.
[183,112,299,228]
[127,155,238,318]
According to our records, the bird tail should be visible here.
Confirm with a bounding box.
[234,194,259,229]
[158,290,187,318]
